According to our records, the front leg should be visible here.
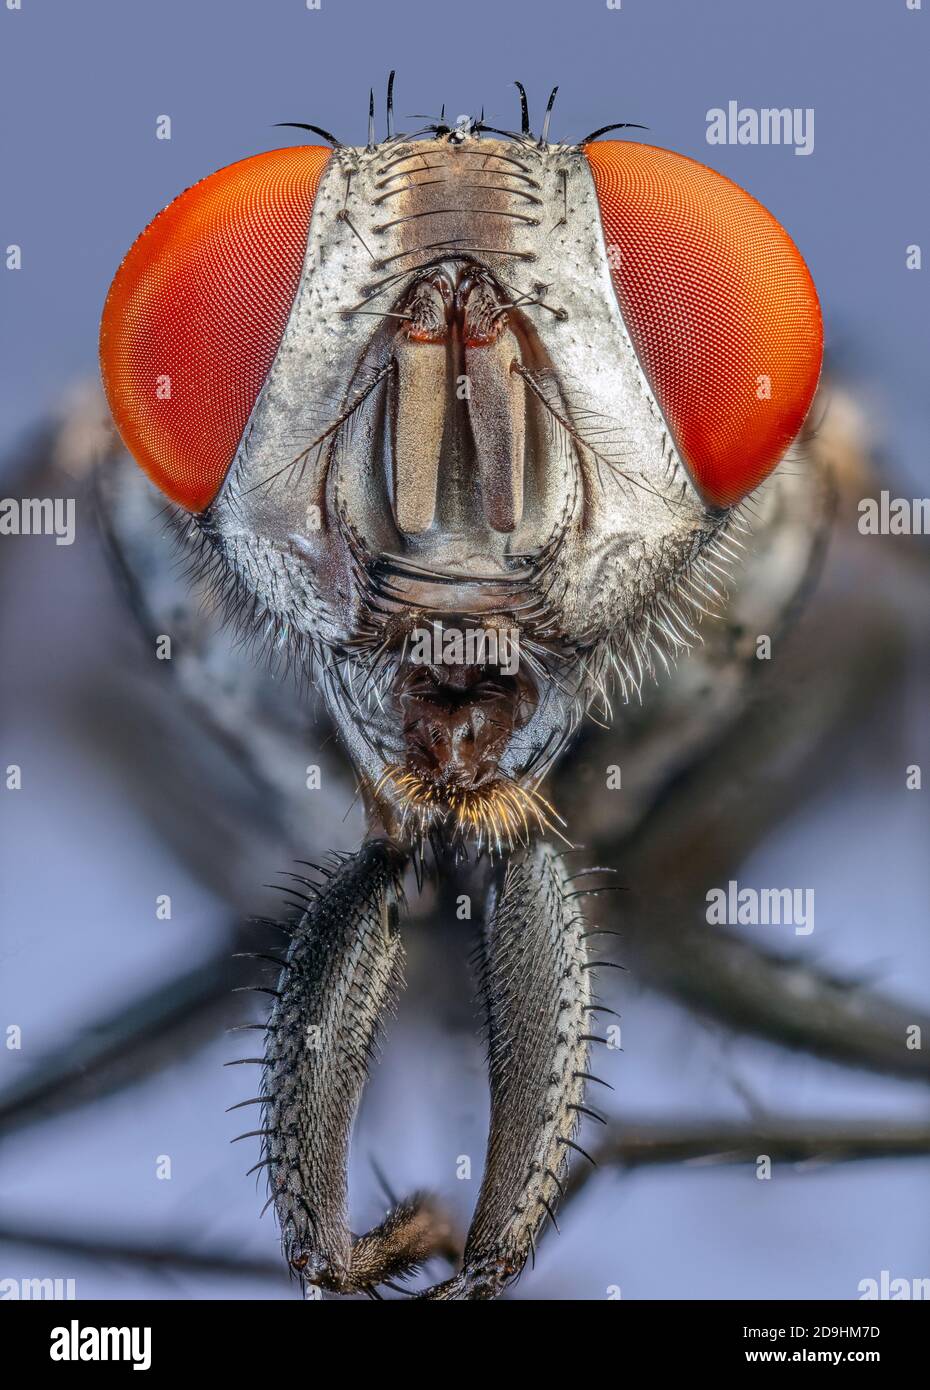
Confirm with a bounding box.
[423,842,601,1300]
[253,839,456,1294]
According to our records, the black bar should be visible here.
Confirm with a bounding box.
[3,1298,924,1373]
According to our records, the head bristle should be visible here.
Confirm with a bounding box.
[374,767,568,854]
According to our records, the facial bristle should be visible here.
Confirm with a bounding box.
[373,766,568,854]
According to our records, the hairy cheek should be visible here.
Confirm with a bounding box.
[570,531,669,622]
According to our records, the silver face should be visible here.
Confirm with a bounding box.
[203,133,727,849]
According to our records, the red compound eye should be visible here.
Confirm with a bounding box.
[585,141,823,508]
[100,145,331,512]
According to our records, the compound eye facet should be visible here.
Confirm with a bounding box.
[100,145,331,512]
[584,141,823,508]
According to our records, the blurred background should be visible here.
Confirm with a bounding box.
[1,0,928,1300]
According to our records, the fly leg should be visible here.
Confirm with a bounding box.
[422,842,601,1300]
[250,839,456,1294]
